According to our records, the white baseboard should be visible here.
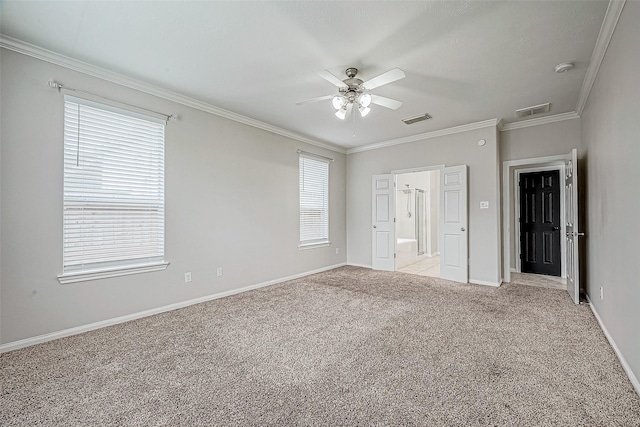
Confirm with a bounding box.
[0,262,347,354]
[347,263,372,269]
[469,279,502,287]
[585,294,640,397]
[510,268,517,273]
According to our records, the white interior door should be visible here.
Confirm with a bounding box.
[565,149,581,304]
[440,165,468,283]
[372,174,395,271]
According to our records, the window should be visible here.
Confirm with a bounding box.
[59,95,167,283]
[299,153,329,247]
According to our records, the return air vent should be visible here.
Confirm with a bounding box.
[402,113,432,125]
[516,103,550,118]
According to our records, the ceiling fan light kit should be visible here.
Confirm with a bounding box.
[297,67,405,120]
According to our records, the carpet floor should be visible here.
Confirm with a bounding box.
[1,266,639,426]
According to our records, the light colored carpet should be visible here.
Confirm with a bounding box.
[1,266,639,426]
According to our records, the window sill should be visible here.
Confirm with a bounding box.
[298,241,331,250]
[58,262,169,284]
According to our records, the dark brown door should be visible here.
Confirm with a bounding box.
[519,170,561,276]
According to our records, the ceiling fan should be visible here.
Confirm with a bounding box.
[296,67,405,120]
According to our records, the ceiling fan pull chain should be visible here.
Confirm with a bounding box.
[353,105,357,138]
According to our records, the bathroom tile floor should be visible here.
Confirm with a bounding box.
[398,254,440,278]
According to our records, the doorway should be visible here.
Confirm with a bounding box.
[394,170,441,278]
[519,170,562,277]
[372,164,468,284]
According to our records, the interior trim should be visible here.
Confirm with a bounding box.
[502,154,570,284]
[513,165,567,279]
[347,263,373,269]
[575,0,626,115]
[0,262,347,353]
[58,262,170,285]
[469,279,502,287]
[346,118,499,154]
[0,35,346,155]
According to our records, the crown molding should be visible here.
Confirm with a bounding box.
[575,0,626,116]
[346,118,499,154]
[500,111,580,132]
[0,35,346,155]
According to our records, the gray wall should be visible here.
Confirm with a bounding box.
[346,127,501,285]
[579,1,640,385]
[500,118,582,162]
[500,119,583,270]
[0,50,347,344]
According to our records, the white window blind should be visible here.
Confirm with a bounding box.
[62,95,165,275]
[299,154,329,246]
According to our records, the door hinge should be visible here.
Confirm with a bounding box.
[394,217,396,223]
[394,253,397,258]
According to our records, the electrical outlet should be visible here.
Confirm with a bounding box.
[336,248,340,255]
[217,267,223,277]
[600,286,604,300]
[185,272,192,283]
[480,201,489,209]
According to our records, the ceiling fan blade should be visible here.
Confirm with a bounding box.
[362,68,406,90]
[295,94,334,106]
[317,70,347,88]
[370,94,403,110]
[345,103,354,120]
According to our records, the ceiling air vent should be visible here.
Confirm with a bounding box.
[515,103,550,118]
[403,113,432,125]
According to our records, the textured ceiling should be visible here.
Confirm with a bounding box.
[0,1,609,149]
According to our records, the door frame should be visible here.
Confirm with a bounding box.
[391,164,444,273]
[514,165,566,278]
[502,154,570,284]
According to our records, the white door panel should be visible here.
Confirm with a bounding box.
[372,174,395,271]
[565,149,581,304]
[443,234,461,267]
[440,165,468,283]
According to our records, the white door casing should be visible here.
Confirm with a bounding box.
[372,174,396,271]
[565,149,581,304]
[440,165,468,283]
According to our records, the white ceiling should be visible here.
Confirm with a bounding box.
[0,1,609,150]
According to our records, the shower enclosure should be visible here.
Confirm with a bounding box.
[396,186,428,263]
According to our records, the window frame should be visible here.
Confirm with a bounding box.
[298,153,330,249]
[57,95,168,284]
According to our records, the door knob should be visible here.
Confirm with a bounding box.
[460,227,465,232]
[552,226,559,231]
[373,225,377,228]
